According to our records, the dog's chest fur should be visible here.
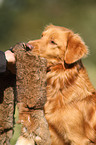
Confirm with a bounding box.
[44,61,95,144]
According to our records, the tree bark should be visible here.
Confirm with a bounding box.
[0,43,51,145]
[13,43,51,145]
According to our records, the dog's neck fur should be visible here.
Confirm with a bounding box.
[46,60,95,106]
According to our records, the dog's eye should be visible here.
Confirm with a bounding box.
[51,40,57,45]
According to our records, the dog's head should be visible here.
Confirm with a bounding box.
[28,25,88,64]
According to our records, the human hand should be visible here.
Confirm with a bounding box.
[5,50,16,74]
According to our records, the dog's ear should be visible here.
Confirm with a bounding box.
[64,33,88,64]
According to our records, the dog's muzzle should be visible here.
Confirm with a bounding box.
[23,43,34,51]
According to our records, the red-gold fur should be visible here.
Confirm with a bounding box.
[28,25,96,145]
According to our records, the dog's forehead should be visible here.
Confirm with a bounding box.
[42,29,59,37]
[42,25,70,38]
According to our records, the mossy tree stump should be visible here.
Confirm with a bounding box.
[0,43,51,145]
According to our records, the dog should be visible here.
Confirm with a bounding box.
[17,25,96,145]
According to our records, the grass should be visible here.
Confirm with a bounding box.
[10,106,22,145]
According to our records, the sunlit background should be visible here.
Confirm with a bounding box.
[0,0,96,144]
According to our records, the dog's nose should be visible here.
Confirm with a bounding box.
[23,43,34,51]
[26,43,34,51]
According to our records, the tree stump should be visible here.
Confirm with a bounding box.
[13,43,51,145]
[0,43,51,145]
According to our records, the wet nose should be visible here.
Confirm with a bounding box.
[23,43,34,51]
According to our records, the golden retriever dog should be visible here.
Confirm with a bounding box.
[17,25,96,145]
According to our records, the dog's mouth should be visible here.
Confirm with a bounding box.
[23,43,34,51]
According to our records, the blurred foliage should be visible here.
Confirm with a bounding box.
[0,0,96,144]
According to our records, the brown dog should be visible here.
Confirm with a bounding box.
[18,25,96,145]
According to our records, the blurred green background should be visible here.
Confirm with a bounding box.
[0,0,96,144]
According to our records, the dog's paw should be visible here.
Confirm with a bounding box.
[15,136,35,145]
